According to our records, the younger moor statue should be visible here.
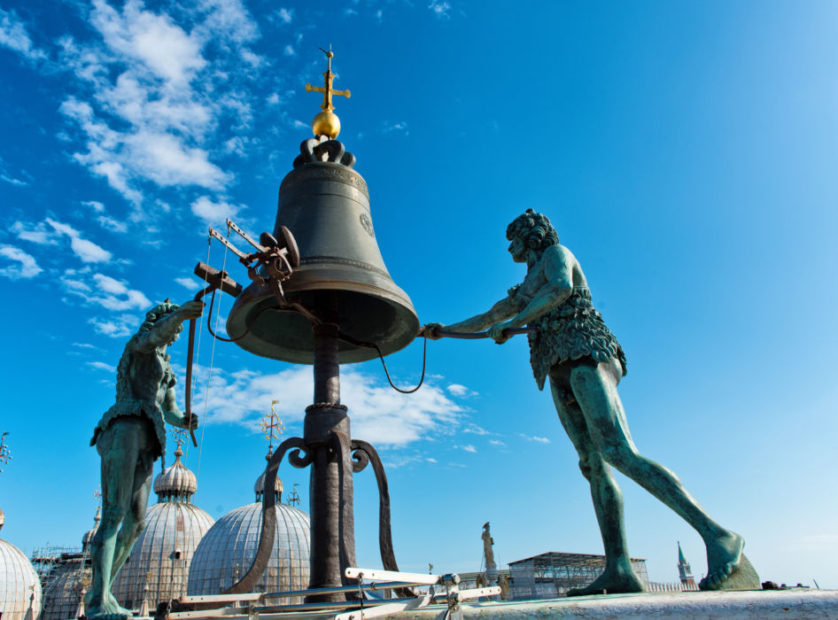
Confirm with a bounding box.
[86,299,203,618]
[426,210,757,595]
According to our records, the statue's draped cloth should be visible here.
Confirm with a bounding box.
[90,334,173,458]
[522,286,627,390]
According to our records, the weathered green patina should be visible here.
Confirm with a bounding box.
[427,210,758,594]
[85,299,202,619]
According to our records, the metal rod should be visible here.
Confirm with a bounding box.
[313,323,340,405]
[262,581,420,599]
[424,326,536,340]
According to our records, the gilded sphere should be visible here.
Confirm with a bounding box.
[312,110,341,139]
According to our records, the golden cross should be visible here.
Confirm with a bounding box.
[305,47,351,112]
[260,400,285,456]
[0,432,11,473]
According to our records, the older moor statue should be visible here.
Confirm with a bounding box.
[427,210,757,594]
[86,299,202,618]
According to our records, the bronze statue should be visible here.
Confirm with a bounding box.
[427,210,757,594]
[86,299,202,618]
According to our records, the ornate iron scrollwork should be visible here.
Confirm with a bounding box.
[224,436,309,594]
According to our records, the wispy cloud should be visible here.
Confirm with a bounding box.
[0,9,47,62]
[87,360,116,373]
[62,270,151,312]
[382,121,409,136]
[175,276,201,290]
[519,433,551,444]
[0,244,42,279]
[55,0,262,210]
[186,364,466,447]
[277,8,293,24]
[448,383,476,397]
[428,1,452,19]
[46,218,112,263]
[12,221,57,245]
[191,196,241,225]
[89,313,140,338]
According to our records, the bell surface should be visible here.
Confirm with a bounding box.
[227,153,419,364]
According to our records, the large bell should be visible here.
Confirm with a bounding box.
[226,138,419,364]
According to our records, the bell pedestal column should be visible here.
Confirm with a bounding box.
[303,322,357,602]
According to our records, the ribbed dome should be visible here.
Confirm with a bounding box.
[187,502,310,603]
[40,554,87,620]
[82,506,101,551]
[153,447,197,502]
[0,514,43,620]
[254,470,283,501]
[111,501,214,610]
[40,507,100,620]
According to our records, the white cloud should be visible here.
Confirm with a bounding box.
[463,424,489,435]
[277,8,293,24]
[519,433,551,444]
[428,1,452,18]
[191,195,240,225]
[97,215,128,233]
[82,200,106,213]
[88,360,116,372]
[382,121,409,135]
[283,44,295,56]
[46,217,112,263]
[57,0,263,210]
[89,313,140,338]
[0,9,47,62]
[489,439,505,447]
[0,244,42,279]
[89,273,151,310]
[266,93,280,105]
[461,444,477,453]
[187,365,465,447]
[12,221,57,245]
[176,276,201,290]
[447,383,477,397]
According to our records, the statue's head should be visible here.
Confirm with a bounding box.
[506,209,558,263]
[140,299,180,335]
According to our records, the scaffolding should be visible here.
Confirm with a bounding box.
[507,551,649,600]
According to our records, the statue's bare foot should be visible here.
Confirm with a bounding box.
[567,565,645,596]
[700,531,757,590]
[86,594,132,619]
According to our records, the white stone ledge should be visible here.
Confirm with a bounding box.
[394,589,838,619]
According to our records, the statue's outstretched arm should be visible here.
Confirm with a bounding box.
[132,301,204,352]
[488,248,574,342]
[162,386,197,429]
[442,295,519,333]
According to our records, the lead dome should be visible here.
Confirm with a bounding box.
[187,467,310,603]
[0,509,43,620]
[110,446,214,610]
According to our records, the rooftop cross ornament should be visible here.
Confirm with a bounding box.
[305,47,351,139]
[0,432,11,473]
[260,400,285,457]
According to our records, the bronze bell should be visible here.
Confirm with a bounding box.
[226,137,419,364]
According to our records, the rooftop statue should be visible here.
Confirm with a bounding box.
[86,299,202,619]
[426,210,758,594]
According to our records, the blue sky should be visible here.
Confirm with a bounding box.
[1,0,838,589]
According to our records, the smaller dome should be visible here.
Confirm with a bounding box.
[0,512,43,620]
[0,507,5,531]
[82,506,101,550]
[153,447,197,502]
[254,470,283,501]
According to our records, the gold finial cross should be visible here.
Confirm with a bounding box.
[260,400,285,457]
[305,46,351,112]
[0,432,11,473]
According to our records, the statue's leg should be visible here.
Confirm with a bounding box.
[569,360,745,591]
[87,420,141,618]
[109,433,154,583]
[549,376,644,596]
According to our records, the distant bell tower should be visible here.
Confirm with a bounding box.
[677,541,696,589]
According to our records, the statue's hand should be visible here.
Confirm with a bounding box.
[422,323,445,340]
[177,300,205,322]
[182,413,199,430]
[488,322,512,344]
